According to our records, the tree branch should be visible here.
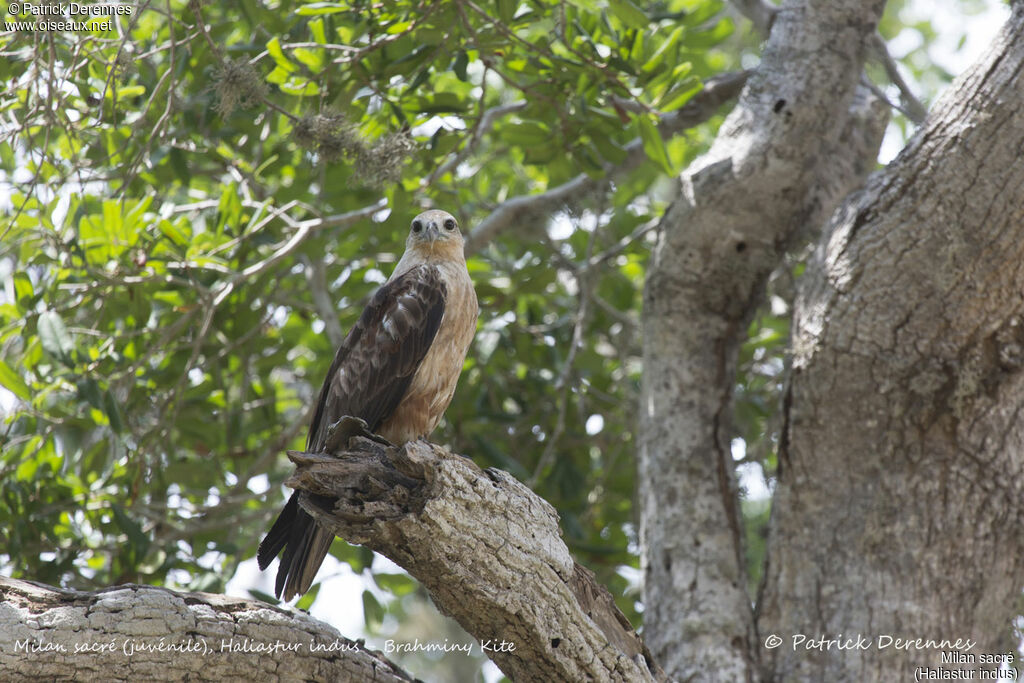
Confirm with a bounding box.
[464,70,750,254]
[730,0,777,36]
[868,33,928,124]
[0,576,413,682]
[284,436,667,682]
[214,200,386,307]
[302,255,345,349]
[423,100,527,187]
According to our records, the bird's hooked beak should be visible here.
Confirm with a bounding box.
[422,219,441,241]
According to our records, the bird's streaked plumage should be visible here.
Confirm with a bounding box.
[257,210,478,600]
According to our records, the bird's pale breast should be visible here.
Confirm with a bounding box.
[377,261,477,443]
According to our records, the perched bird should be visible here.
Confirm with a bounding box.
[257,209,478,600]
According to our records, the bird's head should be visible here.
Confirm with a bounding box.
[405,209,465,261]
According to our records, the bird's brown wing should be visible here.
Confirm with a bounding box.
[305,265,447,451]
[257,265,447,600]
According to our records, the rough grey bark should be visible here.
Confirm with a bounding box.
[639,0,888,678]
[0,576,412,682]
[287,436,665,683]
[759,5,1024,680]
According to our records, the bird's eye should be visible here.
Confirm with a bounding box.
[412,220,423,233]
[443,218,456,231]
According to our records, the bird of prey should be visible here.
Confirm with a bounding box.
[257,209,478,601]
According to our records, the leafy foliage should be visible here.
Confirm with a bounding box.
[0,0,990,674]
[0,0,736,620]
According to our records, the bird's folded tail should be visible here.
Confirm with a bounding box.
[257,491,333,601]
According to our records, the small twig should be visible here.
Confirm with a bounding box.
[234,404,313,495]
[209,199,300,257]
[730,0,778,36]
[590,290,639,333]
[214,202,378,307]
[859,77,920,123]
[422,100,526,187]
[115,2,179,197]
[528,222,599,487]
[577,218,660,274]
[453,1,563,116]
[868,33,928,124]
[301,254,345,348]
[212,200,384,308]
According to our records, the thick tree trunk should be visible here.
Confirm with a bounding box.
[639,0,888,678]
[759,5,1024,680]
[0,577,412,682]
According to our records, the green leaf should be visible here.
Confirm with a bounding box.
[373,572,417,596]
[384,20,412,34]
[103,390,125,434]
[103,199,129,253]
[636,115,673,175]
[38,310,74,366]
[641,26,683,73]
[362,589,384,627]
[279,78,320,96]
[452,50,469,82]
[416,92,467,114]
[248,589,281,605]
[408,67,431,92]
[0,141,14,169]
[0,359,30,401]
[296,2,347,16]
[495,0,516,24]
[687,17,735,48]
[113,85,146,99]
[159,219,188,246]
[503,121,551,145]
[608,0,648,29]
[331,542,374,573]
[659,74,700,111]
[295,581,321,610]
[16,452,40,481]
[12,272,33,310]
[266,37,296,73]
[76,379,103,409]
[0,303,20,324]
[110,504,150,555]
[593,133,628,164]
[309,18,327,44]
[293,47,324,73]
